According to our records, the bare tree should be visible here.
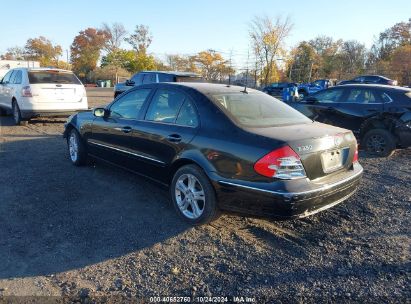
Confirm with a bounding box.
[101,22,127,53]
[125,25,153,55]
[249,15,293,86]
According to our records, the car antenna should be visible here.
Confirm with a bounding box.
[241,49,250,94]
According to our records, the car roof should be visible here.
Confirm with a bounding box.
[335,83,410,91]
[357,75,390,79]
[140,71,200,77]
[13,67,74,73]
[144,82,260,94]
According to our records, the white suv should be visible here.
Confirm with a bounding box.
[0,68,88,125]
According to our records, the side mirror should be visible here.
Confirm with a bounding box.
[93,107,108,118]
[125,79,135,86]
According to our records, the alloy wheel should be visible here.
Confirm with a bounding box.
[175,174,205,219]
[366,134,386,154]
[69,132,79,162]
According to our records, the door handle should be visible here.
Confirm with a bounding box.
[121,126,132,133]
[167,134,182,142]
[115,126,132,133]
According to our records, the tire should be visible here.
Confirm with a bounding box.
[170,164,220,225]
[12,101,27,126]
[362,129,396,157]
[67,129,88,166]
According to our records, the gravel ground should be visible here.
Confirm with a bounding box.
[0,88,409,303]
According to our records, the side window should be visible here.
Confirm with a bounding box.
[314,89,344,103]
[379,91,393,103]
[109,89,151,119]
[364,76,378,83]
[131,73,144,85]
[176,99,198,127]
[158,73,175,82]
[2,70,14,84]
[145,89,186,123]
[346,89,378,104]
[142,73,156,84]
[11,71,22,84]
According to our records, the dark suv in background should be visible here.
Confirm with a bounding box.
[262,82,298,99]
[114,71,202,97]
[338,75,398,86]
[291,84,411,156]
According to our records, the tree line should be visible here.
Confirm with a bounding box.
[1,17,410,86]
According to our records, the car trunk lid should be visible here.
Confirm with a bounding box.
[247,122,358,180]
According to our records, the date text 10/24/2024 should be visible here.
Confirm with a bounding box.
[149,296,257,303]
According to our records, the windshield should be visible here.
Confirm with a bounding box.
[210,91,312,127]
[269,83,287,88]
[28,71,81,84]
[313,80,324,86]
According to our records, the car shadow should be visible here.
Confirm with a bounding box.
[28,118,68,124]
[0,135,189,279]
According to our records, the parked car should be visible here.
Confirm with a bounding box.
[114,71,202,98]
[262,82,298,99]
[338,75,398,86]
[297,79,336,99]
[64,83,363,225]
[291,84,411,156]
[0,68,88,125]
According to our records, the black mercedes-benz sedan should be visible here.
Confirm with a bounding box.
[64,83,363,225]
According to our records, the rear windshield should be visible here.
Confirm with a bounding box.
[28,71,81,84]
[175,76,203,83]
[210,91,312,127]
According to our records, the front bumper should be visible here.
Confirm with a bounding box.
[213,163,363,219]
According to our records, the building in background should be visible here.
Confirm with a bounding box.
[0,60,40,79]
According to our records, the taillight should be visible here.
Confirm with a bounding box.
[353,145,359,163]
[254,146,306,179]
[21,86,32,97]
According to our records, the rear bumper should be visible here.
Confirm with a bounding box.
[212,163,363,219]
[21,109,89,119]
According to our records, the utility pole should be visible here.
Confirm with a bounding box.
[308,62,314,82]
[289,60,293,81]
[254,53,258,88]
[66,49,69,70]
[228,49,233,85]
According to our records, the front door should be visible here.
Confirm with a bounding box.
[0,70,14,109]
[305,87,346,125]
[87,88,153,170]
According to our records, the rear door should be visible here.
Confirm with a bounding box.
[28,70,84,104]
[131,87,200,182]
[338,87,384,132]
